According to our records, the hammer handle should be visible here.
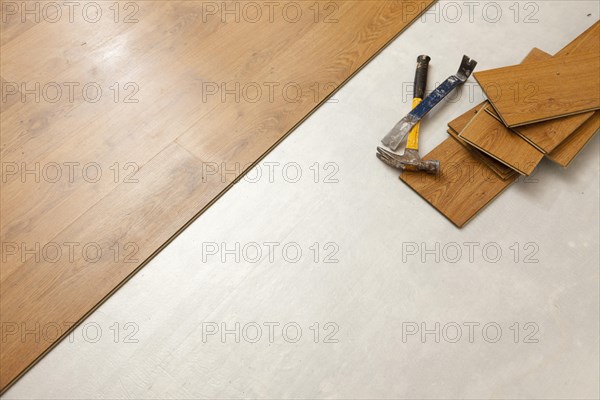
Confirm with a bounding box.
[406,55,430,151]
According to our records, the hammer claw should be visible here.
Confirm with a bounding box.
[376,146,439,174]
[377,147,398,161]
[377,147,399,160]
[376,151,400,169]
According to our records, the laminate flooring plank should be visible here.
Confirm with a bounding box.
[487,106,600,167]
[505,49,593,153]
[399,137,516,228]
[459,104,544,176]
[544,21,600,167]
[547,112,600,167]
[447,128,516,181]
[474,52,600,127]
[0,0,435,392]
[447,103,516,180]
[485,98,600,167]
[503,21,600,153]
[447,103,483,133]
[448,48,568,162]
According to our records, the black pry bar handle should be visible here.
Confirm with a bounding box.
[414,55,431,100]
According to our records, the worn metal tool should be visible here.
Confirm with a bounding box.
[381,55,478,151]
[377,55,439,174]
[376,146,439,174]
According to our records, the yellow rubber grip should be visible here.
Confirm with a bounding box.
[406,97,422,151]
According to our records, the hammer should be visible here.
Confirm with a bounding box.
[377,55,440,174]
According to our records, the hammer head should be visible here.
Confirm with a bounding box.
[377,147,440,175]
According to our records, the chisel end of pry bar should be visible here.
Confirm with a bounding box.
[380,114,420,150]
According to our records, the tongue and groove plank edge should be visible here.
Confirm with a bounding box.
[446,104,517,180]
[547,112,600,167]
[459,104,544,176]
[447,128,517,181]
[0,1,436,393]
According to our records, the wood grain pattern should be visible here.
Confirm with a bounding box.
[447,103,483,133]
[506,49,593,153]
[474,52,600,127]
[447,103,516,180]
[447,47,550,179]
[400,137,516,228]
[545,21,600,167]
[504,21,600,153]
[547,112,600,167]
[447,129,516,181]
[0,1,435,392]
[459,104,544,176]
[462,21,599,163]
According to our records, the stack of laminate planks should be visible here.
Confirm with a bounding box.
[400,21,600,228]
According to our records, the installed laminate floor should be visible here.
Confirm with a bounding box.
[0,0,433,391]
